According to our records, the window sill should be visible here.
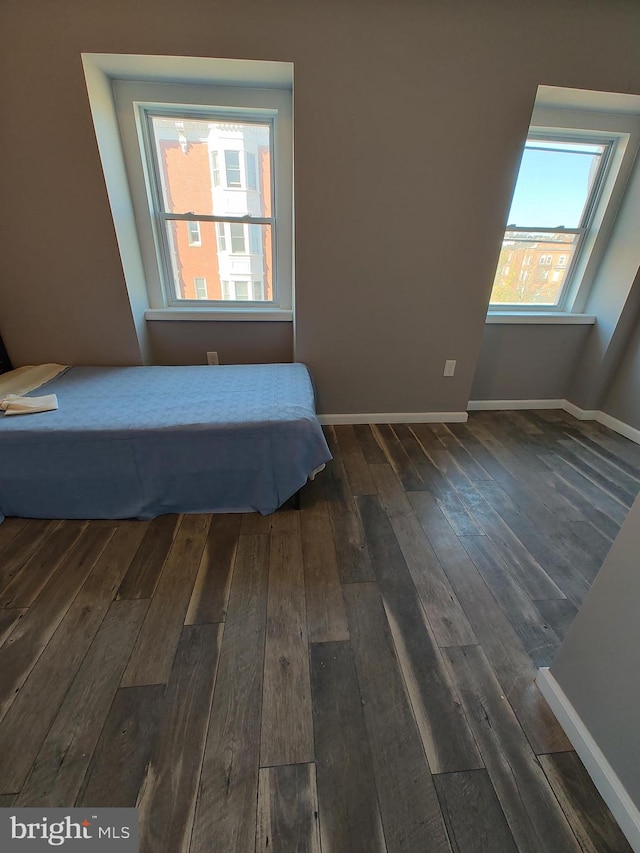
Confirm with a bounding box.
[486,312,596,325]
[145,308,293,322]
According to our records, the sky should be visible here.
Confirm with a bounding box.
[507,142,603,229]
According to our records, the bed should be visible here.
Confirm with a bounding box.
[0,362,331,523]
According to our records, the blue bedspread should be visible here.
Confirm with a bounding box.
[0,363,331,520]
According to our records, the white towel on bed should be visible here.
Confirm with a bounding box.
[0,394,58,415]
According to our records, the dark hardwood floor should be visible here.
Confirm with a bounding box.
[0,410,637,852]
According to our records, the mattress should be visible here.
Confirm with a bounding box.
[0,363,332,521]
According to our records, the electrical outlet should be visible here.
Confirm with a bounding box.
[206,351,219,365]
[444,359,456,377]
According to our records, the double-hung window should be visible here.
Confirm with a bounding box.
[144,111,275,305]
[490,133,613,309]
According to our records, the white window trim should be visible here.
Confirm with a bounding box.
[113,78,293,315]
[488,105,640,319]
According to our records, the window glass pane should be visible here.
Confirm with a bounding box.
[224,150,241,187]
[194,277,208,299]
[246,152,257,190]
[187,221,201,246]
[490,231,578,306]
[164,221,272,302]
[507,139,607,228]
[150,116,271,217]
[253,281,264,300]
[230,223,246,253]
[216,222,226,251]
[249,224,262,254]
[235,281,249,300]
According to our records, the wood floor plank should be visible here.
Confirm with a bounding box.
[0,522,144,792]
[0,520,86,608]
[138,623,223,853]
[122,514,211,687]
[425,424,493,481]
[559,425,640,481]
[334,423,378,495]
[324,454,374,583]
[0,519,61,594]
[558,439,639,505]
[16,598,149,806]
[474,479,592,604]
[354,423,387,464]
[190,534,269,853]
[261,514,314,767]
[0,517,27,555]
[185,514,240,625]
[310,641,387,853]
[534,599,579,641]
[539,751,633,853]
[443,645,581,853]
[77,684,165,807]
[0,525,116,724]
[459,535,562,667]
[371,464,477,647]
[434,769,518,853]
[0,608,26,649]
[240,512,272,534]
[373,423,425,491]
[344,583,453,852]
[396,424,482,535]
[256,763,322,853]
[301,512,349,643]
[410,494,571,755]
[357,494,483,773]
[116,513,180,600]
[541,467,621,542]
[539,451,628,527]
[447,484,565,601]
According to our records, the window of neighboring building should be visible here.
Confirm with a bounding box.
[216,222,226,252]
[246,152,257,190]
[490,133,614,309]
[229,222,246,254]
[187,221,201,246]
[224,150,242,187]
[194,277,208,299]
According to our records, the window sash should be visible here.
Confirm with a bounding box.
[490,132,614,310]
[142,108,277,307]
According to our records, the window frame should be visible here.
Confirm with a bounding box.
[112,79,293,315]
[490,129,615,312]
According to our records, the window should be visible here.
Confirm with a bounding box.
[194,277,208,299]
[224,150,242,187]
[230,223,246,254]
[490,134,613,308]
[253,280,264,300]
[216,222,226,251]
[143,112,275,304]
[187,221,201,246]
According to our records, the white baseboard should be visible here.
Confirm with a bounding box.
[562,400,599,421]
[317,412,468,425]
[536,668,640,852]
[467,399,564,411]
[596,411,640,445]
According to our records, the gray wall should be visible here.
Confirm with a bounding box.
[602,312,640,430]
[148,321,293,366]
[550,493,640,808]
[2,0,640,414]
[470,324,590,401]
